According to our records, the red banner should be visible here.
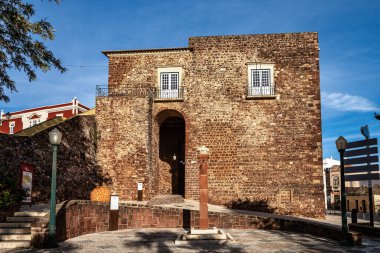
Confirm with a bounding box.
[20,163,34,204]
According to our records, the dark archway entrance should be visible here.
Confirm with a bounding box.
[159,117,185,196]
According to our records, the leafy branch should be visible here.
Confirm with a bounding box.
[0,0,66,102]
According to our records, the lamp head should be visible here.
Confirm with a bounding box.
[49,128,62,145]
[335,136,347,151]
[5,112,11,120]
[173,153,177,161]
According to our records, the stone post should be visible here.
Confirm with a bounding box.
[198,146,209,229]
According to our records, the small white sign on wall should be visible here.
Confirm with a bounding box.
[110,195,119,210]
[137,183,143,191]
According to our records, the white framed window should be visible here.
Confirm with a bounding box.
[247,63,275,96]
[9,121,15,134]
[29,120,39,126]
[56,113,64,118]
[161,72,178,90]
[157,67,182,99]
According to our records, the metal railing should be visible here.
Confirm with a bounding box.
[247,85,275,97]
[96,85,184,100]
[154,87,183,100]
[96,85,153,98]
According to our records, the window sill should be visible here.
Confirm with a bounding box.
[246,95,277,100]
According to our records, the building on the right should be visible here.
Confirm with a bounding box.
[346,185,380,214]
[327,164,380,214]
[96,32,325,218]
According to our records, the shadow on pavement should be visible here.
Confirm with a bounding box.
[125,230,246,253]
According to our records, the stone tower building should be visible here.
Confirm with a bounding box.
[96,32,324,218]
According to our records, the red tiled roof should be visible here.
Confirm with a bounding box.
[8,102,90,116]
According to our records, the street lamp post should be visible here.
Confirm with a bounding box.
[47,128,62,248]
[335,136,352,246]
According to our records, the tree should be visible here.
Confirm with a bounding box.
[0,0,66,102]
[0,166,26,209]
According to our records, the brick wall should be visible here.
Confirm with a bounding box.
[96,32,324,218]
[0,115,106,203]
[59,201,344,243]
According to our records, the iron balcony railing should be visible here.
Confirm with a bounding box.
[96,85,109,97]
[96,85,152,97]
[154,87,183,100]
[96,85,184,100]
[247,85,275,97]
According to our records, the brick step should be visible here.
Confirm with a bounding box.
[0,233,31,241]
[0,240,31,249]
[0,227,31,234]
[14,211,47,217]
[6,217,38,222]
[0,222,31,228]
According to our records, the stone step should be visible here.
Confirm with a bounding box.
[0,222,31,228]
[0,240,31,249]
[6,216,38,222]
[14,211,47,217]
[0,233,31,241]
[0,227,31,234]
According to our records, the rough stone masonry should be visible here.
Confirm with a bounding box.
[96,32,324,218]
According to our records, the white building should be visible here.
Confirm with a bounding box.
[323,157,340,209]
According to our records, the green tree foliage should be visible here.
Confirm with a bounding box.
[0,166,25,209]
[0,0,66,102]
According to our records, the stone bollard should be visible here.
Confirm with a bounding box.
[198,146,209,229]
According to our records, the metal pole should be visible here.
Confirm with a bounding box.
[369,186,374,227]
[47,145,58,248]
[366,144,374,227]
[362,126,374,227]
[339,149,352,245]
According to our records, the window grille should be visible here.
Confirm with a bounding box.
[248,67,275,96]
[160,72,180,99]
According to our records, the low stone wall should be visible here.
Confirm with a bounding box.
[349,223,380,237]
[57,200,352,243]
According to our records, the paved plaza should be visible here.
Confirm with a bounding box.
[2,228,380,253]
[2,202,380,252]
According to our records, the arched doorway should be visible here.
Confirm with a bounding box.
[156,110,186,196]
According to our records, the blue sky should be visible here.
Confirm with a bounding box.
[1,0,380,160]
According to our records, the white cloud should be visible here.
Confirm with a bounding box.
[322,92,379,112]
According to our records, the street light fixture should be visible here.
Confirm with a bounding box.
[5,112,11,121]
[47,128,62,248]
[335,136,353,246]
[335,136,347,151]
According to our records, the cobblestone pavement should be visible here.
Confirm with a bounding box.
[3,228,380,253]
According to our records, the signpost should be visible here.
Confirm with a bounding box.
[344,126,379,227]
[109,194,119,231]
